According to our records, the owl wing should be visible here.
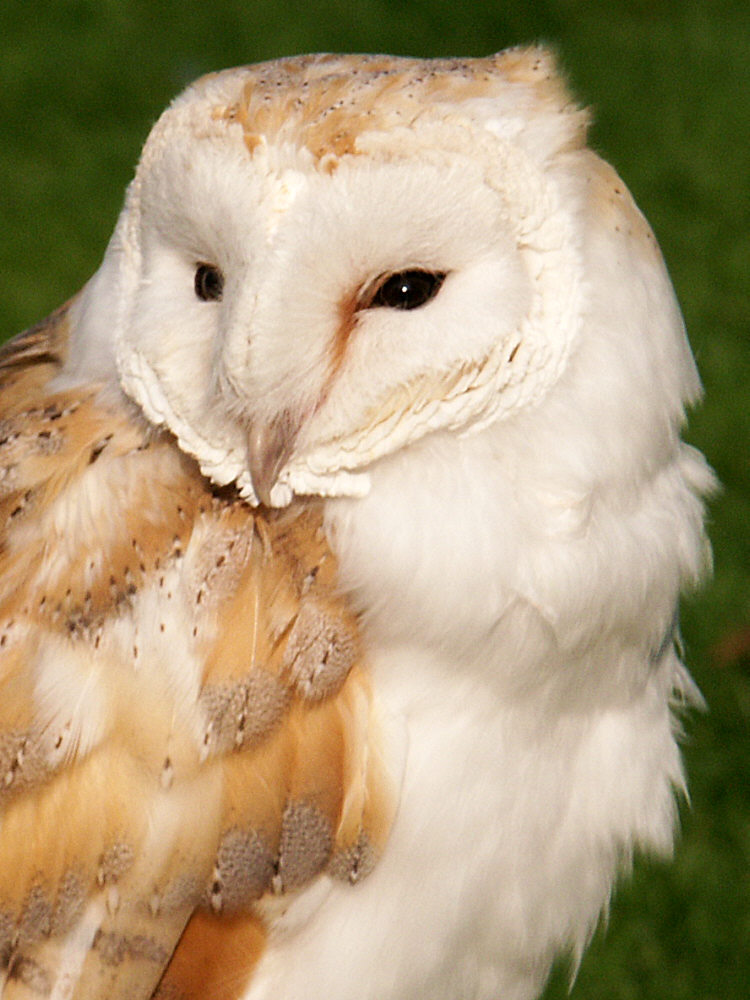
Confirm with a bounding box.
[0,306,400,1000]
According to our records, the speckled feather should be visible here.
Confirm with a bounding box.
[0,308,397,999]
[212,49,585,167]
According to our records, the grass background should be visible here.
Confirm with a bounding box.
[1,1,747,997]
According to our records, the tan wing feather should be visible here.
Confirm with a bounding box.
[0,299,72,386]
[0,309,401,999]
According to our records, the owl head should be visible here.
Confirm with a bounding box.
[62,48,703,512]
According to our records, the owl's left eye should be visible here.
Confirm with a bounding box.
[194,263,224,302]
[368,270,446,311]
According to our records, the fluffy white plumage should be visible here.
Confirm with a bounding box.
[0,48,712,1000]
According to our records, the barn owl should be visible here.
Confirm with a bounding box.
[0,47,713,1000]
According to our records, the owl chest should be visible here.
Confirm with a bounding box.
[243,649,602,1000]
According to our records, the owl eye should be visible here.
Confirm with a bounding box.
[194,263,224,302]
[369,270,446,311]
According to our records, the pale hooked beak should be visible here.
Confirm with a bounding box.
[247,413,298,507]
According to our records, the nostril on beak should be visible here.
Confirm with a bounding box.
[247,414,297,506]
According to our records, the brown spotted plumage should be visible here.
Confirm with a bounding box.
[214,49,587,169]
[0,308,397,999]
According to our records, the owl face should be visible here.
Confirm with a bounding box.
[65,51,664,506]
[69,51,590,506]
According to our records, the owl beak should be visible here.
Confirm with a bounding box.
[247,414,297,506]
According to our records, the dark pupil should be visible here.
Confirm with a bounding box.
[195,263,224,301]
[371,270,445,311]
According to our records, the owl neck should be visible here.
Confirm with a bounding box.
[323,422,684,713]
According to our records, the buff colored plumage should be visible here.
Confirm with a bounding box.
[1,47,711,1000]
[0,307,398,999]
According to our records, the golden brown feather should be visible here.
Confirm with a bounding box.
[0,310,398,999]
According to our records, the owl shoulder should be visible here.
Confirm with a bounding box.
[0,306,399,998]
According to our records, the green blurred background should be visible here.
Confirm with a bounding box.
[1,1,747,997]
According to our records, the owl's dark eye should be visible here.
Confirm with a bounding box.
[369,270,446,311]
[194,263,224,302]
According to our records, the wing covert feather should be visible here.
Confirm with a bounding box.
[0,310,400,999]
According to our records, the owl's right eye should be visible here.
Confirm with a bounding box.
[194,263,224,302]
[366,270,446,311]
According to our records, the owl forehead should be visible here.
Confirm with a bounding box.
[141,48,584,182]
[217,53,518,165]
